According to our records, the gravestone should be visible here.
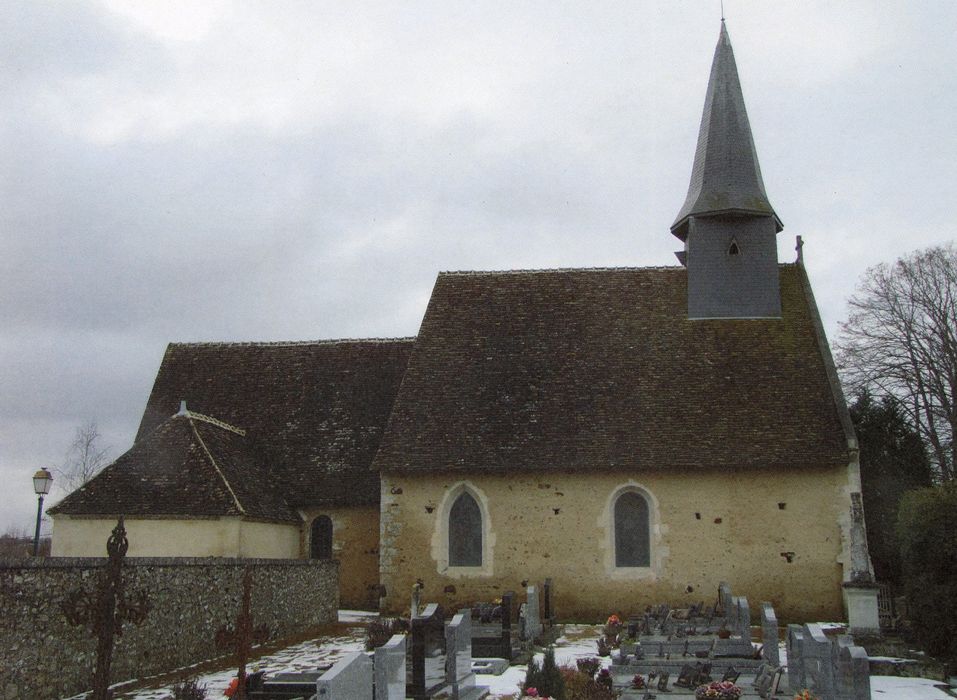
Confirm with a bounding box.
[835,638,871,700]
[718,582,732,619]
[736,597,751,639]
[761,603,779,666]
[542,578,554,626]
[445,610,486,699]
[315,652,373,700]
[802,623,835,698]
[523,585,543,642]
[786,624,805,691]
[374,634,406,700]
[410,603,447,700]
[471,591,514,660]
[726,595,739,634]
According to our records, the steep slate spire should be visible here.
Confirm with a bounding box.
[671,21,782,240]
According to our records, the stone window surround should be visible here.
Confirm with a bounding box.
[601,481,665,580]
[430,480,496,579]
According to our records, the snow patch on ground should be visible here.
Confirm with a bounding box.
[111,615,953,700]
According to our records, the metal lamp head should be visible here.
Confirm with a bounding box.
[33,468,53,496]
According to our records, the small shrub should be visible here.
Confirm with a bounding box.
[560,666,615,700]
[168,678,208,700]
[523,647,566,700]
[365,617,404,651]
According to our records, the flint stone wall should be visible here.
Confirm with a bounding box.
[0,557,338,700]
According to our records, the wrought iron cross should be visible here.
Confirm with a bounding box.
[62,516,151,700]
[215,567,269,700]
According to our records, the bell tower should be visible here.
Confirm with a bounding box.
[672,22,783,319]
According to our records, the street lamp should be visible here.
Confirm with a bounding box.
[32,468,53,556]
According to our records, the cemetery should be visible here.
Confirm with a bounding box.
[1,516,953,700]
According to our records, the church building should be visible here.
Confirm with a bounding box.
[49,23,864,621]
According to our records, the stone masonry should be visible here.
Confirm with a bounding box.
[0,557,338,700]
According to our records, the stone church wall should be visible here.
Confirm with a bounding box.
[300,505,381,610]
[380,466,852,622]
[0,557,337,700]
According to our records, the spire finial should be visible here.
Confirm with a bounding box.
[721,0,725,22]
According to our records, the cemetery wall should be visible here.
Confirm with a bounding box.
[300,505,381,610]
[0,556,338,700]
[51,514,301,558]
[380,465,851,621]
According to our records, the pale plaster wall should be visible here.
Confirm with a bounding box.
[379,466,852,622]
[238,519,300,558]
[300,505,380,610]
[51,516,299,559]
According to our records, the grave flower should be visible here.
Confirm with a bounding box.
[793,692,819,700]
[576,657,602,677]
[694,680,743,700]
[631,673,646,689]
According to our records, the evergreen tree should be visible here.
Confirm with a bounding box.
[850,390,934,583]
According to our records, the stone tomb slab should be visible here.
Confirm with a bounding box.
[315,652,373,700]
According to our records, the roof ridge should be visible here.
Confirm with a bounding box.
[181,411,246,436]
[169,337,417,348]
[440,266,683,276]
[187,417,247,516]
[440,263,799,277]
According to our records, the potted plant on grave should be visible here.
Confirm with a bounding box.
[576,657,602,677]
[603,614,622,647]
[694,680,742,700]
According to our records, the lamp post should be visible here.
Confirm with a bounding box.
[32,468,53,556]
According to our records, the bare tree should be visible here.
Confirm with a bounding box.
[56,420,112,493]
[836,245,957,482]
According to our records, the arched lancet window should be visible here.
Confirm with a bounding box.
[310,515,333,560]
[448,491,482,566]
[614,491,650,567]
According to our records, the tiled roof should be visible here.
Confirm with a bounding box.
[132,338,414,508]
[372,264,850,473]
[50,412,299,521]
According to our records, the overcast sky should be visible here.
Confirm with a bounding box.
[2,1,956,536]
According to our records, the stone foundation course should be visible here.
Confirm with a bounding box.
[0,557,338,700]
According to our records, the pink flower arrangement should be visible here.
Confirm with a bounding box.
[606,614,622,626]
[522,690,553,700]
[694,680,743,700]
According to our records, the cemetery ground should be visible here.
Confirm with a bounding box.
[75,610,955,700]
